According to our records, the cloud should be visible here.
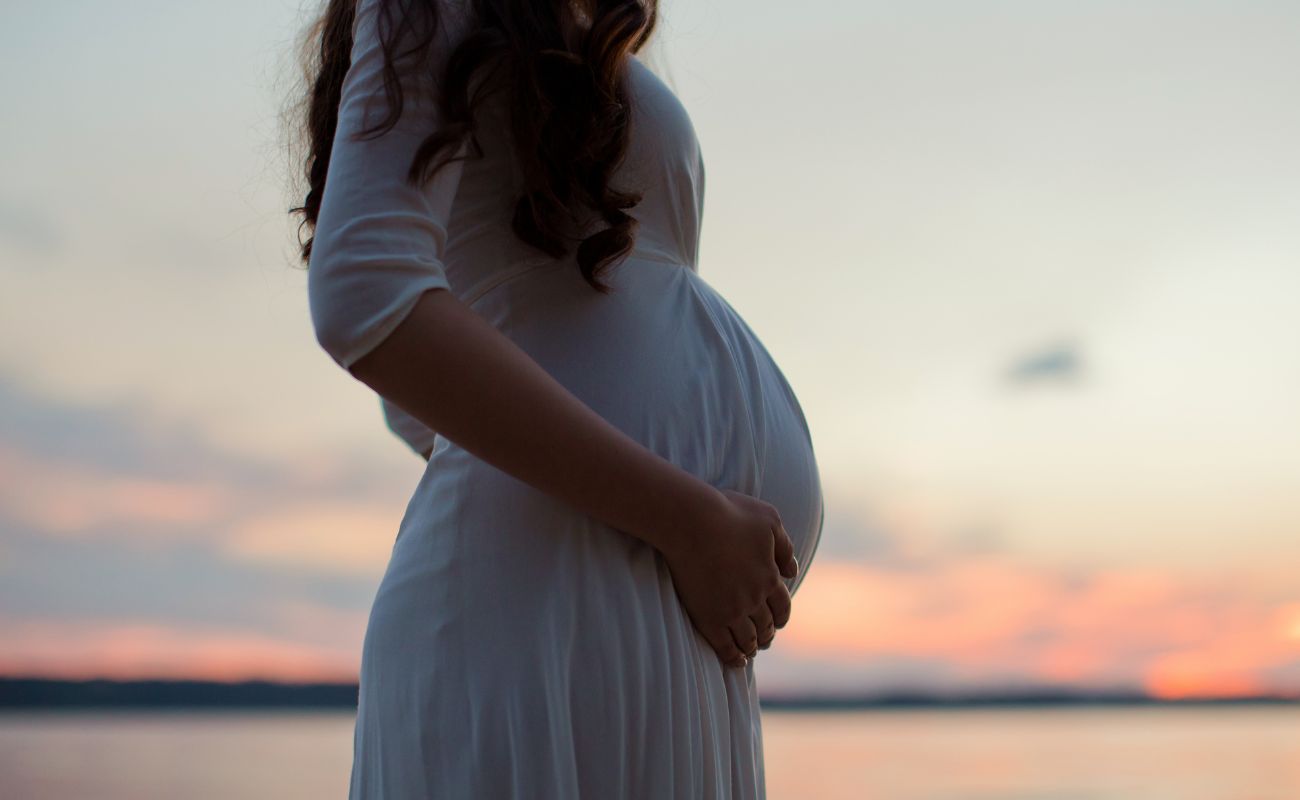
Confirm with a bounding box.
[0,369,406,678]
[1004,340,1084,386]
[0,521,375,633]
[0,372,283,488]
[0,445,234,535]
[0,615,361,683]
[813,497,1007,574]
[760,555,1300,699]
[811,505,909,563]
[223,503,404,576]
[0,370,410,551]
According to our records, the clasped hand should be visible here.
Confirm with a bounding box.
[660,488,799,669]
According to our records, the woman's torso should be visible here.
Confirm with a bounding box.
[392,47,823,576]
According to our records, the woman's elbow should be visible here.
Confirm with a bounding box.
[310,316,359,371]
[306,243,454,373]
[306,269,370,371]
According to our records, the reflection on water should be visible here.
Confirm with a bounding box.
[0,707,1296,799]
[763,707,1300,800]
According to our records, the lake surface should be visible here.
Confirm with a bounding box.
[1,706,1296,799]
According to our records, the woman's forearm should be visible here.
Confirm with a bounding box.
[347,286,727,557]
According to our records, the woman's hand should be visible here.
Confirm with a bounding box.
[660,489,800,669]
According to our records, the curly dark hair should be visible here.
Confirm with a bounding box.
[288,0,659,292]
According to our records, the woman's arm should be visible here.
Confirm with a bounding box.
[352,286,726,556]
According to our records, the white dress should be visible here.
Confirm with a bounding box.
[307,1,824,796]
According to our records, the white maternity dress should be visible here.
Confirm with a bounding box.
[306,0,824,797]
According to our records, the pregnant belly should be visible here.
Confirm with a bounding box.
[463,256,825,593]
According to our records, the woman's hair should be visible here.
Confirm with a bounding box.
[288,0,659,292]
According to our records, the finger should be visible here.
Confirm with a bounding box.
[767,581,792,629]
[729,616,760,659]
[773,520,798,579]
[704,627,747,669]
[751,606,776,649]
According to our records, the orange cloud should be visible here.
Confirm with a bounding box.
[1282,604,1300,642]
[222,503,403,575]
[780,557,1300,697]
[1142,603,1300,699]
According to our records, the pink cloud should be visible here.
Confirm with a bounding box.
[775,556,1300,697]
[0,612,365,683]
[221,503,403,575]
[0,445,231,534]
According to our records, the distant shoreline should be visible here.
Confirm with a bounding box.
[3,677,1297,711]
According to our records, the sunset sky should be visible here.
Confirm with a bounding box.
[2,0,1298,700]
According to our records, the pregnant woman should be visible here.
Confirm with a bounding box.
[291,0,823,795]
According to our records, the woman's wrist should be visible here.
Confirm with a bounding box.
[631,462,730,559]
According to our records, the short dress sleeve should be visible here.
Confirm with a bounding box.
[307,0,471,371]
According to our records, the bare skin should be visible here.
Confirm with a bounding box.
[347,286,798,667]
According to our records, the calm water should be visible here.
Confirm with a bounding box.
[1,707,1296,799]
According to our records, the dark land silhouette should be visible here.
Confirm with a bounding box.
[2,677,1296,710]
